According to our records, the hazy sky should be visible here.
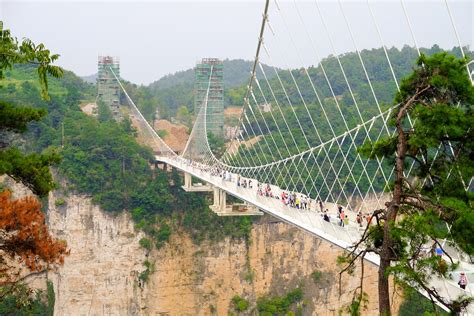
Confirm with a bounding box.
[1,0,472,85]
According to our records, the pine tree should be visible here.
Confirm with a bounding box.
[341,52,474,315]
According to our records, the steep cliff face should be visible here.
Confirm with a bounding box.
[16,188,397,315]
[47,192,147,315]
[45,192,399,315]
[143,217,387,315]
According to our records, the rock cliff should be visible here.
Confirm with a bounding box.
[4,178,399,315]
[47,193,146,315]
[142,215,394,315]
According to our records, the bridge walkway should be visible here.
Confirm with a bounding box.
[158,155,474,313]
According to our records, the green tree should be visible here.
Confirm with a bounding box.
[0,281,55,315]
[176,105,192,127]
[207,131,225,158]
[257,287,303,315]
[398,288,448,316]
[97,99,114,122]
[139,237,152,251]
[231,295,250,312]
[342,52,474,315]
[0,22,62,196]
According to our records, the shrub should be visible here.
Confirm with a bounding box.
[138,270,149,283]
[0,281,55,315]
[139,237,152,251]
[157,129,167,138]
[311,270,322,283]
[398,288,448,316]
[231,295,250,312]
[54,198,66,207]
[257,287,303,315]
[243,270,254,283]
[154,222,171,249]
[138,260,155,283]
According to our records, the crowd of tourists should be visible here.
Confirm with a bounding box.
[172,156,471,291]
[178,157,381,229]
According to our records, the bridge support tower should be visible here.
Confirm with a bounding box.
[210,187,263,216]
[182,172,213,192]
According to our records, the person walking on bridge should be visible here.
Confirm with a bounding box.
[459,272,468,290]
[339,210,345,227]
[318,199,324,212]
[323,211,330,223]
[356,212,363,227]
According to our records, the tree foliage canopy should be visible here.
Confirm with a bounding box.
[0,22,63,196]
[0,22,63,100]
[0,51,256,248]
[0,190,68,283]
[0,281,55,315]
[0,24,68,309]
[350,52,474,314]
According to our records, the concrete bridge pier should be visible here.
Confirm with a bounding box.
[154,161,176,173]
[182,172,213,192]
[210,186,263,217]
[211,186,226,212]
[154,161,167,170]
[184,171,191,188]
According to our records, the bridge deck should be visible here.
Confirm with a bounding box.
[158,155,474,313]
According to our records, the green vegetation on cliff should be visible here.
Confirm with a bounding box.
[231,295,250,312]
[257,287,304,316]
[0,281,55,316]
[0,63,254,249]
[0,25,70,314]
[230,287,304,315]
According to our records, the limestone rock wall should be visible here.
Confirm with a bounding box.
[142,217,387,316]
[47,192,147,316]
[2,178,396,315]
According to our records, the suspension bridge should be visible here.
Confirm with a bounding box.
[110,0,473,313]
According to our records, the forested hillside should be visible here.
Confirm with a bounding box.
[126,45,472,129]
[225,46,473,197]
[80,73,97,84]
[119,59,277,122]
[4,45,471,247]
[93,46,473,200]
[0,64,253,250]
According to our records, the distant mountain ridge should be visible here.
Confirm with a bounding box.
[125,59,279,120]
[82,59,276,90]
[148,59,277,91]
